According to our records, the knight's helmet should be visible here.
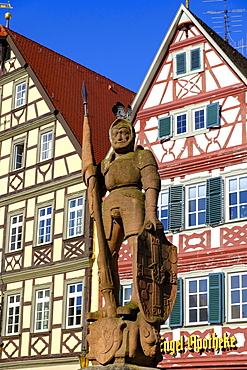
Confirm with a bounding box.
[110,102,135,153]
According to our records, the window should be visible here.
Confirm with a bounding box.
[6,293,20,335]
[12,141,25,170]
[66,282,83,328]
[228,175,247,221]
[193,107,205,130]
[120,282,132,306]
[176,113,187,135]
[37,205,52,245]
[9,214,23,252]
[14,80,27,108]
[34,288,50,332]
[68,197,83,238]
[158,191,169,231]
[158,102,220,141]
[187,183,206,227]
[173,44,204,79]
[229,272,247,321]
[187,277,208,325]
[40,131,53,161]
[168,177,223,232]
[170,273,224,327]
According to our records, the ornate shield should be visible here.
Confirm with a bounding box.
[135,224,177,323]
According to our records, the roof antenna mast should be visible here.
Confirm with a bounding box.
[203,0,247,43]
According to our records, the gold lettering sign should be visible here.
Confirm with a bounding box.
[161,333,236,355]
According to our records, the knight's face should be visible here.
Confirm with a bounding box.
[109,119,135,153]
[111,126,130,147]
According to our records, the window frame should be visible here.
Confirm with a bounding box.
[157,190,169,231]
[185,276,209,326]
[226,174,247,222]
[2,289,22,336]
[64,192,86,239]
[35,202,54,247]
[186,182,206,229]
[63,278,85,329]
[10,137,26,172]
[37,127,54,163]
[228,271,247,323]
[171,102,210,140]
[12,77,28,110]
[31,284,52,333]
[173,43,204,79]
[6,210,25,253]
[119,279,133,307]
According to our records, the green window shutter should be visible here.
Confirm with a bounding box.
[206,102,220,128]
[176,52,186,75]
[169,277,183,327]
[209,273,225,324]
[190,48,201,71]
[206,177,223,225]
[168,185,184,231]
[158,116,172,140]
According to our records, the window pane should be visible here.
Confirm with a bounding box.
[242,289,247,303]
[177,114,187,134]
[242,275,247,288]
[231,305,240,319]
[231,275,239,289]
[199,279,207,292]
[239,177,247,190]
[189,280,197,293]
[231,290,240,304]
[229,179,237,191]
[189,309,197,322]
[199,308,208,321]
[242,304,247,318]
[240,190,247,204]
[189,295,197,307]
[229,193,237,205]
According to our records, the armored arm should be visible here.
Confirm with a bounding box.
[134,147,162,230]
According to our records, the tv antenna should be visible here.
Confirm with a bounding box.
[203,0,247,44]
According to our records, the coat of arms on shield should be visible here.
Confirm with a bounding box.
[136,222,177,323]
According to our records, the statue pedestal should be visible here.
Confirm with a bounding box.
[85,316,161,367]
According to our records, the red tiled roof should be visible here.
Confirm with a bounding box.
[0,26,135,163]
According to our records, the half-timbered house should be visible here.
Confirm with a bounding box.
[119,4,247,369]
[0,25,134,370]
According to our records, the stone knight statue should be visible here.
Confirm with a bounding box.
[82,93,177,366]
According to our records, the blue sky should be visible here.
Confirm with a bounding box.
[2,0,247,92]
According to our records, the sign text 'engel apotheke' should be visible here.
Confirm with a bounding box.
[160,333,237,355]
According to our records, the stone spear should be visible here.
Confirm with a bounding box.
[81,82,117,318]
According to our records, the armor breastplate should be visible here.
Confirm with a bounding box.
[104,153,141,191]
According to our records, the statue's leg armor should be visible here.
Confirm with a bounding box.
[107,217,124,306]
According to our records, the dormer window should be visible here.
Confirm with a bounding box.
[173,43,204,79]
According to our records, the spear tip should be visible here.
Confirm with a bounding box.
[82,82,88,105]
